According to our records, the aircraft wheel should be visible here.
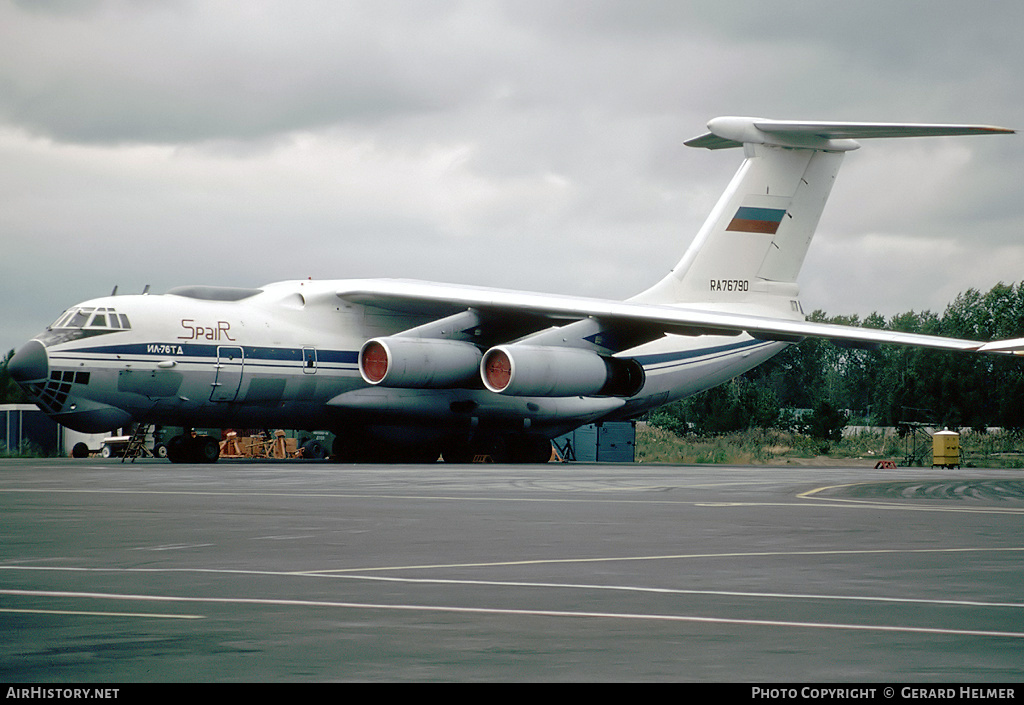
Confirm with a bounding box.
[166,434,214,463]
[196,436,220,463]
[71,442,89,458]
[301,439,326,460]
[166,435,188,463]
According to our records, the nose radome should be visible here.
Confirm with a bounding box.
[8,340,49,383]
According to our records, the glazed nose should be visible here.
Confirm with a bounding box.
[8,340,49,383]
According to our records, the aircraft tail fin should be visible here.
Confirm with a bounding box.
[632,117,1013,315]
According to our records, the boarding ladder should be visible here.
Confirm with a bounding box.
[121,422,153,463]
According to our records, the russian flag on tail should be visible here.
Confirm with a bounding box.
[726,206,786,234]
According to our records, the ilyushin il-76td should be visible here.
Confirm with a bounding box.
[7,116,1018,463]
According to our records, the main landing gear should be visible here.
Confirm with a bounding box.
[165,432,220,464]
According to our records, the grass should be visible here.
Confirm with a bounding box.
[636,424,1024,468]
[0,440,49,458]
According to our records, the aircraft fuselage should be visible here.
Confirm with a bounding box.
[10,279,784,460]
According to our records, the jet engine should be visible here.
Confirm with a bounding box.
[359,337,483,388]
[480,345,645,397]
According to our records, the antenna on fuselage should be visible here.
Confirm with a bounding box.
[142,285,150,295]
[110,285,118,296]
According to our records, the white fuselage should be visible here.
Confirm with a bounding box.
[26,279,785,440]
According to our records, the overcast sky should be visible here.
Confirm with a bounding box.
[3,0,1023,356]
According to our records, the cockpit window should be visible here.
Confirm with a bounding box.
[50,307,131,332]
[69,309,92,328]
[41,306,132,347]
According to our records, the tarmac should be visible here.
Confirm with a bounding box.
[1,457,1023,682]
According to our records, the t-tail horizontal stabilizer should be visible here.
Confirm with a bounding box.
[684,117,1015,151]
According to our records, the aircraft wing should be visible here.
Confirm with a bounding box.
[976,338,1024,354]
[336,279,994,353]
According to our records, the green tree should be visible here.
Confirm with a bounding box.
[806,398,846,441]
[648,377,779,436]
[1,349,30,404]
[649,281,1024,440]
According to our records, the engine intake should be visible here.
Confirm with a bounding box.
[481,345,645,397]
[359,337,482,388]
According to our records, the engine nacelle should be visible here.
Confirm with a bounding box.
[359,337,482,388]
[481,345,645,397]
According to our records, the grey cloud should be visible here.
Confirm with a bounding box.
[0,2,502,144]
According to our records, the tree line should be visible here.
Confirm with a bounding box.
[648,282,1024,438]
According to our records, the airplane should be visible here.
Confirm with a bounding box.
[6,116,1017,463]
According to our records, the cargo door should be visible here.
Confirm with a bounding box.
[211,346,244,402]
